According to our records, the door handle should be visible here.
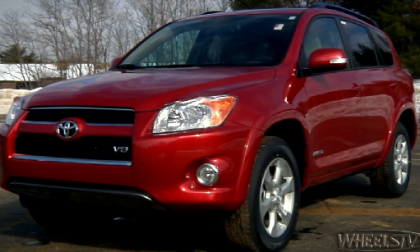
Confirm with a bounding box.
[351,84,363,92]
[390,83,398,88]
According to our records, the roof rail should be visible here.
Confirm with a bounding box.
[309,2,379,28]
[200,11,223,15]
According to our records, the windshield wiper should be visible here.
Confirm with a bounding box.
[115,64,142,70]
[144,64,250,68]
[145,64,202,68]
[117,63,266,70]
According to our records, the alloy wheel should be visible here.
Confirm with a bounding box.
[259,157,295,238]
[394,134,409,185]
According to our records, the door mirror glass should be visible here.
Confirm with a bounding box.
[308,48,347,69]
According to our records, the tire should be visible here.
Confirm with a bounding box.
[370,122,411,198]
[224,136,301,252]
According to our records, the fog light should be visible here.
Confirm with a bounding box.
[196,163,219,186]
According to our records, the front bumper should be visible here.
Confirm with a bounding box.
[8,177,167,211]
[0,111,256,211]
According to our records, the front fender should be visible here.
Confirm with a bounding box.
[228,110,310,209]
[254,109,309,132]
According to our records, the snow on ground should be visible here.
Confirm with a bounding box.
[0,63,105,115]
[0,88,42,114]
[0,64,98,82]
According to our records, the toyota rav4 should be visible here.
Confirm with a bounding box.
[0,3,416,252]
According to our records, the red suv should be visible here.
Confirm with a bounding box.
[0,3,416,252]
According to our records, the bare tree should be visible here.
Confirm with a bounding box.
[215,0,232,10]
[0,9,54,88]
[27,0,111,75]
[29,0,74,77]
[126,0,230,38]
[1,0,233,81]
[111,8,140,58]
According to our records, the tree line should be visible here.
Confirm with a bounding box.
[1,0,420,78]
[0,0,229,76]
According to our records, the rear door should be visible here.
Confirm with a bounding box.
[301,16,366,177]
[340,20,398,161]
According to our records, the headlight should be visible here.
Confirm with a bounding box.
[5,97,23,126]
[153,95,236,134]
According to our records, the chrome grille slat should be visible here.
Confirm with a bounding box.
[12,155,131,166]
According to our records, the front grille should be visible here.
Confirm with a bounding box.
[25,107,135,125]
[15,134,132,161]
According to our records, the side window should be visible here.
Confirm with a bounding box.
[369,28,393,66]
[302,18,344,68]
[140,30,200,67]
[341,21,378,68]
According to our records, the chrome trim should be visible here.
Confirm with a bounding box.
[21,121,55,125]
[21,121,133,127]
[85,123,133,127]
[56,120,79,139]
[29,106,134,112]
[8,181,152,201]
[313,150,324,157]
[12,155,131,166]
[330,58,347,64]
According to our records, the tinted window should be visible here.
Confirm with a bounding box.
[140,30,200,67]
[341,21,378,68]
[120,15,299,68]
[369,28,393,66]
[302,18,344,68]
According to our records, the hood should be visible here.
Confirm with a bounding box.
[22,67,275,111]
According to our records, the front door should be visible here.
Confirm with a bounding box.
[300,16,365,177]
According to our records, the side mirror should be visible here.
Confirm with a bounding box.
[308,48,347,69]
[109,57,122,68]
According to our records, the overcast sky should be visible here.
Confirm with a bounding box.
[0,0,28,16]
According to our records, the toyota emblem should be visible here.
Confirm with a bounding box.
[57,121,78,139]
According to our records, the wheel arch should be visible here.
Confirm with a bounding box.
[375,105,417,168]
[263,119,307,184]
[229,110,311,210]
[398,109,417,148]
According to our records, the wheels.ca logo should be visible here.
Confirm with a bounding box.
[337,230,420,251]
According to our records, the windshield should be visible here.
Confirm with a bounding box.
[118,14,299,69]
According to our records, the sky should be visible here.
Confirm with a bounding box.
[0,0,29,16]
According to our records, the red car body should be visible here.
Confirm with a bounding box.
[0,7,416,213]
